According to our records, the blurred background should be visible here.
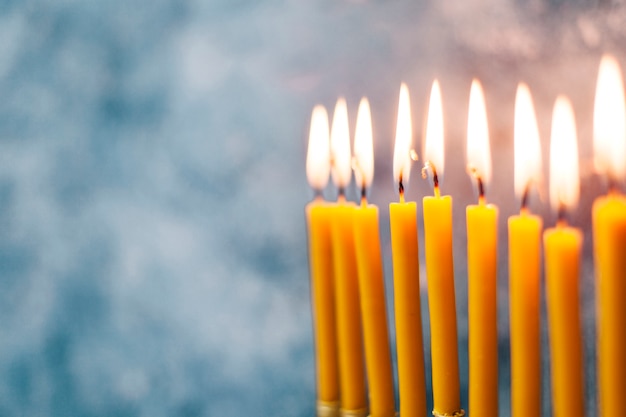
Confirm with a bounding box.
[0,0,624,415]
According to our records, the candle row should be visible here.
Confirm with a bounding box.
[306,54,626,417]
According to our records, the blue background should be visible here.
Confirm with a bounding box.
[0,0,623,416]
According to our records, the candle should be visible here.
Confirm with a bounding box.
[306,105,340,417]
[508,83,543,417]
[329,98,368,416]
[465,79,498,417]
[544,96,585,417]
[422,80,463,417]
[389,83,427,417]
[592,54,626,417]
[352,97,396,417]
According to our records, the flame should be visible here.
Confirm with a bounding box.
[330,97,352,189]
[423,79,444,176]
[514,83,542,199]
[353,97,374,189]
[593,54,626,181]
[393,83,412,187]
[466,79,492,186]
[306,105,331,191]
[549,96,580,211]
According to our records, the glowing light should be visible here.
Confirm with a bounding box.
[514,83,542,199]
[423,79,444,178]
[330,98,352,189]
[549,96,580,211]
[393,83,412,187]
[466,79,492,186]
[306,105,331,191]
[593,54,626,182]
[353,97,374,189]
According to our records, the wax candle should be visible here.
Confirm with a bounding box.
[389,83,427,417]
[351,97,395,417]
[508,83,542,417]
[306,105,340,417]
[592,54,626,417]
[544,96,585,417]
[465,79,498,417]
[329,98,367,416]
[422,79,463,417]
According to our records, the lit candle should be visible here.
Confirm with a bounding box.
[329,98,368,416]
[352,97,396,417]
[544,96,585,417]
[389,83,427,417]
[465,79,498,417]
[509,83,543,417]
[592,54,626,417]
[306,105,340,417]
[422,80,463,417]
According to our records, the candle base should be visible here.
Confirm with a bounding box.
[432,409,465,417]
[317,401,340,417]
[340,407,368,417]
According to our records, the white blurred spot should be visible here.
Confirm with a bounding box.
[177,30,233,93]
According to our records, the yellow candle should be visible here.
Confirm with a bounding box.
[353,203,395,417]
[352,98,395,417]
[508,211,542,417]
[465,79,498,416]
[307,200,340,408]
[389,84,427,417]
[544,225,584,417]
[422,79,462,416]
[593,193,626,417]
[545,96,585,417]
[305,105,340,415]
[329,98,367,416]
[592,54,626,417]
[331,199,367,413]
[509,83,543,417]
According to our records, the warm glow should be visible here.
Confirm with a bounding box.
[514,83,542,198]
[393,83,412,186]
[306,105,331,191]
[593,54,626,181]
[549,96,580,211]
[424,79,444,176]
[330,97,352,189]
[354,97,374,189]
[466,79,491,185]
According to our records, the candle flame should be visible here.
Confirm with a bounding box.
[593,54,626,182]
[549,96,580,212]
[466,79,492,186]
[353,97,374,190]
[306,105,330,191]
[393,83,412,188]
[424,79,445,178]
[330,97,352,189]
[514,83,542,199]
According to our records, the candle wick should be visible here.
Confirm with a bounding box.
[422,160,441,197]
[477,177,485,204]
[520,184,530,212]
[557,203,567,227]
[434,184,441,198]
[607,175,619,195]
[468,165,485,204]
[337,188,346,204]
[360,185,367,204]
[398,175,405,203]
[313,188,323,201]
